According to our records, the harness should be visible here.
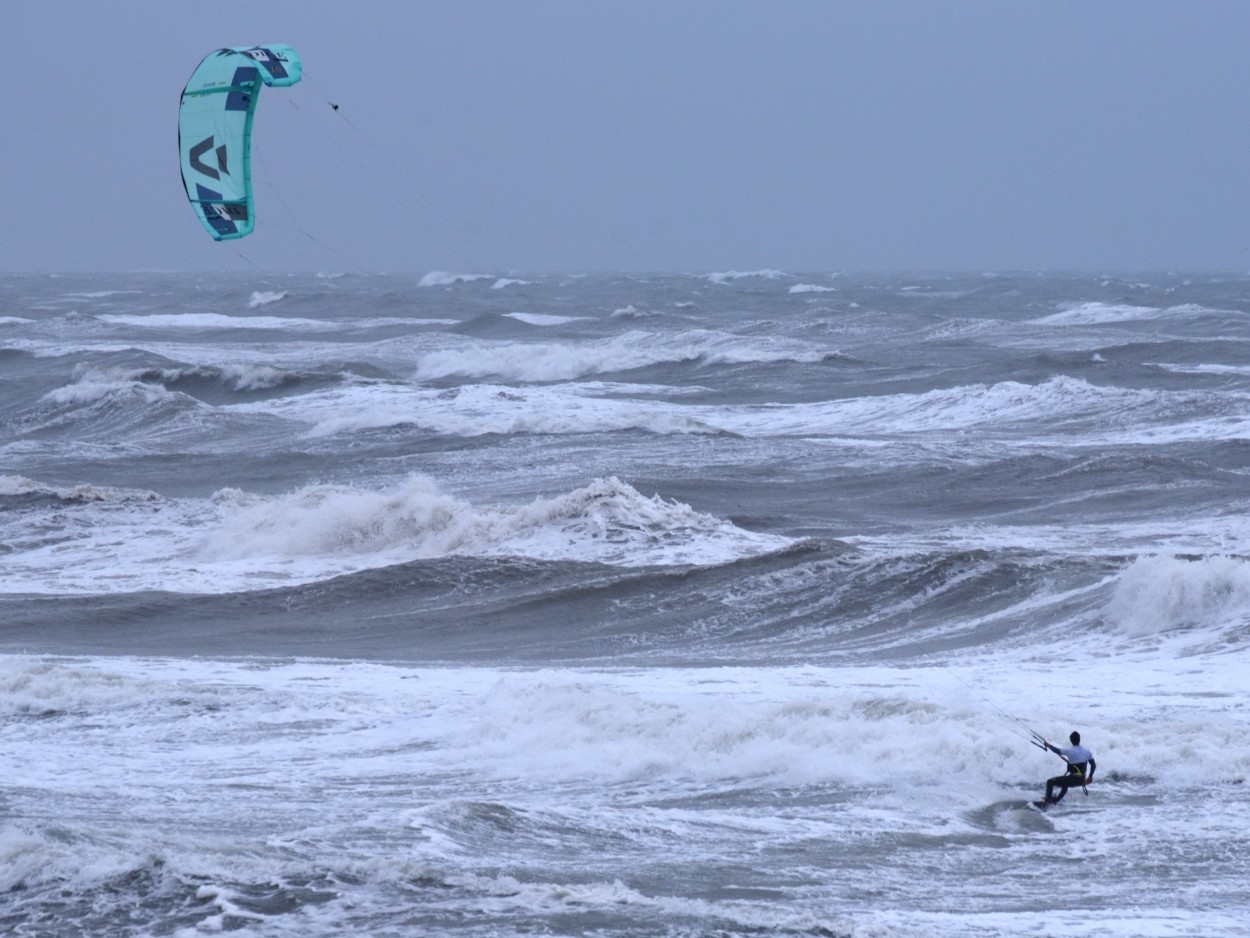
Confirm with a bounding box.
[1066,761,1089,794]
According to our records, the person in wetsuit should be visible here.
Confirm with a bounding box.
[1041,730,1095,806]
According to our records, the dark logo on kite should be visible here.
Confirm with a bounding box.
[208,203,248,221]
[189,136,229,180]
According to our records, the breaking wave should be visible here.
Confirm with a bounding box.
[1105,554,1250,637]
[201,475,793,571]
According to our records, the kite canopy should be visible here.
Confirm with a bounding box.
[178,45,302,240]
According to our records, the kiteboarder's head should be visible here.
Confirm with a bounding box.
[1069,731,1081,745]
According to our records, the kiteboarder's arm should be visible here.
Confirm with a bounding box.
[1086,756,1096,782]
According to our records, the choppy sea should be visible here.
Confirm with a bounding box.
[2,269,1249,936]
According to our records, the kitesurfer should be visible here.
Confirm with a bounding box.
[1039,731,1095,806]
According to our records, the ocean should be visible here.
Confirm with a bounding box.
[2,269,1248,936]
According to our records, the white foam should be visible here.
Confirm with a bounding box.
[1106,554,1250,637]
[491,278,531,289]
[248,290,287,308]
[3,652,1248,935]
[6,654,1243,795]
[0,474,42,496]
[98,312,329,331]
[41,369,178,406]
[216,363,291,390]
[63,290,143,299]
[0,659,176,718]
[503,312,589,326]
[788,283,836,294]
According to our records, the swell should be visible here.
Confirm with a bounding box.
[0,542,1127,665]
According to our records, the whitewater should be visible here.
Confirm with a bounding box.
[2,270,1249,936]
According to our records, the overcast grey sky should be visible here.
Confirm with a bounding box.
[5,1,1250,273]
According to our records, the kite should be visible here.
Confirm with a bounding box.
[178,45,302,240]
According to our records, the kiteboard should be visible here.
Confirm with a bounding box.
[1026,800,1048,813]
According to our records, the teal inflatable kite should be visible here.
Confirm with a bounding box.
[178,45,302,240]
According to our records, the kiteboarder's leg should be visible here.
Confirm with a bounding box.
[1044,775,1070,805]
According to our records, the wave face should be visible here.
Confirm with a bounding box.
[4,270,1250,937]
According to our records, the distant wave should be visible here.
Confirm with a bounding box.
[1034,302,1218,325]
[701,374,1246,447]
[15,362,311,452]
[503,312,590,326]
[610,305,656,319]
[228,374,1195,444]
[271,382,730,439]
[714,375,1165,440]
[98,312,332,331]
[789,283,837,294]
[33,364,1230,450]
[42,363,296,404]
[0,473,159,504]
[419,271,493,287]
[248,290,287,308]
[412,330,833,382]
[1153,363,1250,377]
[96,312,461,333]
[706,269,788,285]
[41,369,180,406]
[63,290,144,299]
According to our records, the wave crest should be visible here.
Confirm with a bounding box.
[200,475,793,572]
[248,290,287,308]
[1106,554,1250,635]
